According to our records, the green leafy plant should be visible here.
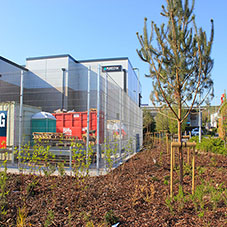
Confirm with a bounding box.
[71,142,93,178]
[14,142,55,175]
[68,211,72,227]
[197,166,206,177]
[183,163,192,177]
[86,221,95,227]
[57,161,66,177]
[42,163,56,177]
[159,151,163,165]
[190,183,205,212]
[126,138,134,155]
[198,210,205,218]
[102,140,117,172]
[189,180,225,217]
[16,206,27,227]
[104,210,119,226]
[15,145,29,174]
[79,211,91,223]
[85,220,105,227]
[223,189,227,207]
[165,196,174,214]
[0,159,8,220]
[44,209,55,227]
[190,136,227,155]
[210,183,224,210]
[26,178,39,197]
[163,175,169,185]
[72,143,86,178]
[151,176,160,182]
[210,157,217,167]
[173,185,186,212]
[30,143,54,174]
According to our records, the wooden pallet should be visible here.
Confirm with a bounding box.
[33,132,96,146]
[33,132,64,140]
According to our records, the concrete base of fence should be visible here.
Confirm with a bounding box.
[0,165,107,177]
[0,152,137,177]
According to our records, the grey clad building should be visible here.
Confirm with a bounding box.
[0,54,143,152]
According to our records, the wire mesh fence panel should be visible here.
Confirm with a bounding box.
[0,59,143,175]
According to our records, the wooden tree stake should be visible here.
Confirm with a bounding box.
[166,134,169,155]
[192,146,195,194]
[170,142,196,198]
[187,147,190,164]
[170,144,173,198]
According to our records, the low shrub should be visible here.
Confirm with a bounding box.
[190,136,227,155]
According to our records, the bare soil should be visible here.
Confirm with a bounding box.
[2,144,227,226]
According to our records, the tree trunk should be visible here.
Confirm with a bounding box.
[178,106,183,186]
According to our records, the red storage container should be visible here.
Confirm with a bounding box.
[52,110,104,143]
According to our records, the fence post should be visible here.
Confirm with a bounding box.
[134,135,136,154]
[104,72,108,172]
[69,146,72,174]
[12,146,14,165]
[119,88,122,159]
[18,70,24,169]
[96,65,100,175]
[128,96,130,152]
[61,68,66,110]
[86,66,91,164]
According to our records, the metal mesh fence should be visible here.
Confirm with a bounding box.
[0,63,143,175]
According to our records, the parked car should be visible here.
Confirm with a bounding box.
[191,128,204,136]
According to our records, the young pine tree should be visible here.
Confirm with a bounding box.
[137,0,214,186]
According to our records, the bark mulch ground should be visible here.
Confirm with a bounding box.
[2,144,227,226]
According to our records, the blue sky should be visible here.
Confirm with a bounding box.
[0,0,226,106]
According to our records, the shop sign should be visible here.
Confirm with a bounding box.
[102,65,122,72]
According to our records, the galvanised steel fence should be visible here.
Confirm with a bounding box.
[0,63,142,175]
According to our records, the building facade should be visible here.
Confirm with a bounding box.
[0,55,143,151]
